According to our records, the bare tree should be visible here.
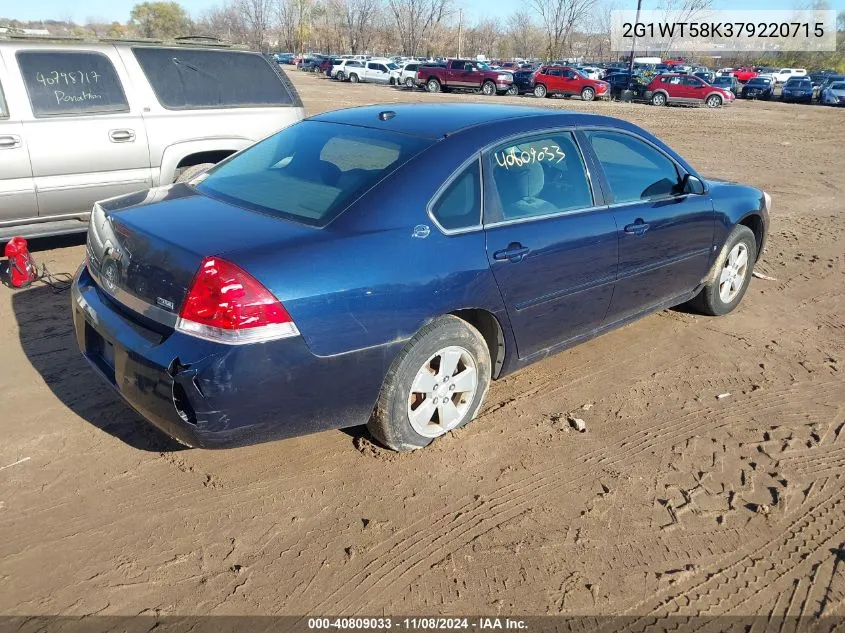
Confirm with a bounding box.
[235,0,274,50]
[529,0,597,60]
[655,0,712,55]
[387,0,451,56]
[333,0,380,53]
[507,11,543,58]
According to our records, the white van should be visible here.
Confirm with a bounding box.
[773,68,808,83]
[0,36,304,240]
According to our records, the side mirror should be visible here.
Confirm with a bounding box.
[681,173,705,195]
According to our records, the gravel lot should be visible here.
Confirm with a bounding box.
[1,69,843,618]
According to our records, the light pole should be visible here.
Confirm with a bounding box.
[624,0,643,101]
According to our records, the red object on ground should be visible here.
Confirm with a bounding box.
[4,236,37,288]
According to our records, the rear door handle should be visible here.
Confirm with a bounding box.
[0,135,21,149]
[494,243,530,263]
[109,129,135,143]
[624,219,650,236]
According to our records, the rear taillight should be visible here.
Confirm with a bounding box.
[177,256,299,345]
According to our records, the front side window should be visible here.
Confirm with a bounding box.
[196,121,432,227]
[16,51,128,117]
[585,131,682,203]
[487,132,593,223]
[132,47,294,109]
[430,160,480,231]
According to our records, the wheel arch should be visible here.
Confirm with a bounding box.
[158,139,252,185]
[737,212,764,261]
[449,308,506,379]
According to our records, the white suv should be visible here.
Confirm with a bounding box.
[331,59,365,82]
[772,68,808,83]
[0,37,303,240]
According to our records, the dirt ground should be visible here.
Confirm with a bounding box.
[1,69,843,619]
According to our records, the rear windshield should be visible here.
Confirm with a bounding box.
[132,47,295,109]
[195,121,432,227]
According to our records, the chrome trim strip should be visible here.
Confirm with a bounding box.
[0,211,90,227]
[484,204,610,229]
[88,264,180,328]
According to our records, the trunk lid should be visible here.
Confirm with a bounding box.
[87,184,314,326]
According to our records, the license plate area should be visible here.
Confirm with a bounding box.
[85,322,116,384]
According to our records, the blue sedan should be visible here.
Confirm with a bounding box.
[73,104,770,451]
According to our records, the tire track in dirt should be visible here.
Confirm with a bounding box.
[309,380,840,614]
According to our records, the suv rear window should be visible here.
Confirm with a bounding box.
[17,51,129,117]
[195,121,432,227]
[132,47,294,109]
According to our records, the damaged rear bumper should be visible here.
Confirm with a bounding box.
[72,266,389,448]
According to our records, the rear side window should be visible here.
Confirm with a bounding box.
[132,47,293,109]
[487,132,593,223]
[430,160,480,231]
[585,131,681,203]
[0,82,8,118]
[195,121,432,227]
[16,51,128,117]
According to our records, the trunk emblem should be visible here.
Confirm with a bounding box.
[157,297,175,311]
[412,224,430,239]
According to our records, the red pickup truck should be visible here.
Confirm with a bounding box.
[417,60,513,95]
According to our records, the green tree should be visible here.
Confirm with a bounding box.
[129,2,192,38]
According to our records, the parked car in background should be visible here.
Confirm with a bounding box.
[298,54,326,72]
[820,81,845,106]
[578,66,602,80]
[816,75,845,101]
[510,69,536,95]
[712,75,740,96]
[359,60,396,84]
[732,67,758,82]
[740,76,774,100]
[694,70,716,84]
[73,103,769,452]
[605,73,648,100]
[532,65,608,100]
[772,68,807,83]
[417,59,513,95]
[646,74,734,107]
[274,52,294,64]
[330,59,365,81]
[0,38,304,241]
[780,77,814,103]
[318,57,340,76]
[391,61,422,87]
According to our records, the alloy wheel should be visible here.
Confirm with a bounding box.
[407,346,478,438]
[719,243,749,303]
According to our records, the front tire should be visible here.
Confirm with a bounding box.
[581,87,595,101]
[706,94,723,108]
[368,316,491,452]
[688,225,757,316]
[506,84,519,96]
[481,80,496,96]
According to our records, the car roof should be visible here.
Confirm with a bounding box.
[309,104,609,140]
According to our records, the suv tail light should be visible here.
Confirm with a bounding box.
[177,257,299,345]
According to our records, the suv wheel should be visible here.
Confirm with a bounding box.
[368,316,491,452]
[581,87,595,101]
[175,163,214,184]
[349,73,360,83]
[427,78,441,93]
[706,94,722,108]
[652,92,667,106]
[533,84,547,98]
[336,71,345,81]
[506,84,519,96]
[481,80,496,96]
[405,77,415,88]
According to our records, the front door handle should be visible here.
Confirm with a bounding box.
[0,135,21,149]
[494,242,530,263]
[624,219,650,236]
[109,129,136,143]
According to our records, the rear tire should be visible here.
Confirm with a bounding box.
[405,77,415,88]
[427,78,441,93]
[349,73,359,83]
[175,163,214,184]
[506,84,519,96]
[368,316,491,452]
[652,92,667,106]
[687,225,757,316]
[533,84,547,98]
[336,72,345,81]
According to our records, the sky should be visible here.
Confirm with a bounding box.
[4,0,843,27]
